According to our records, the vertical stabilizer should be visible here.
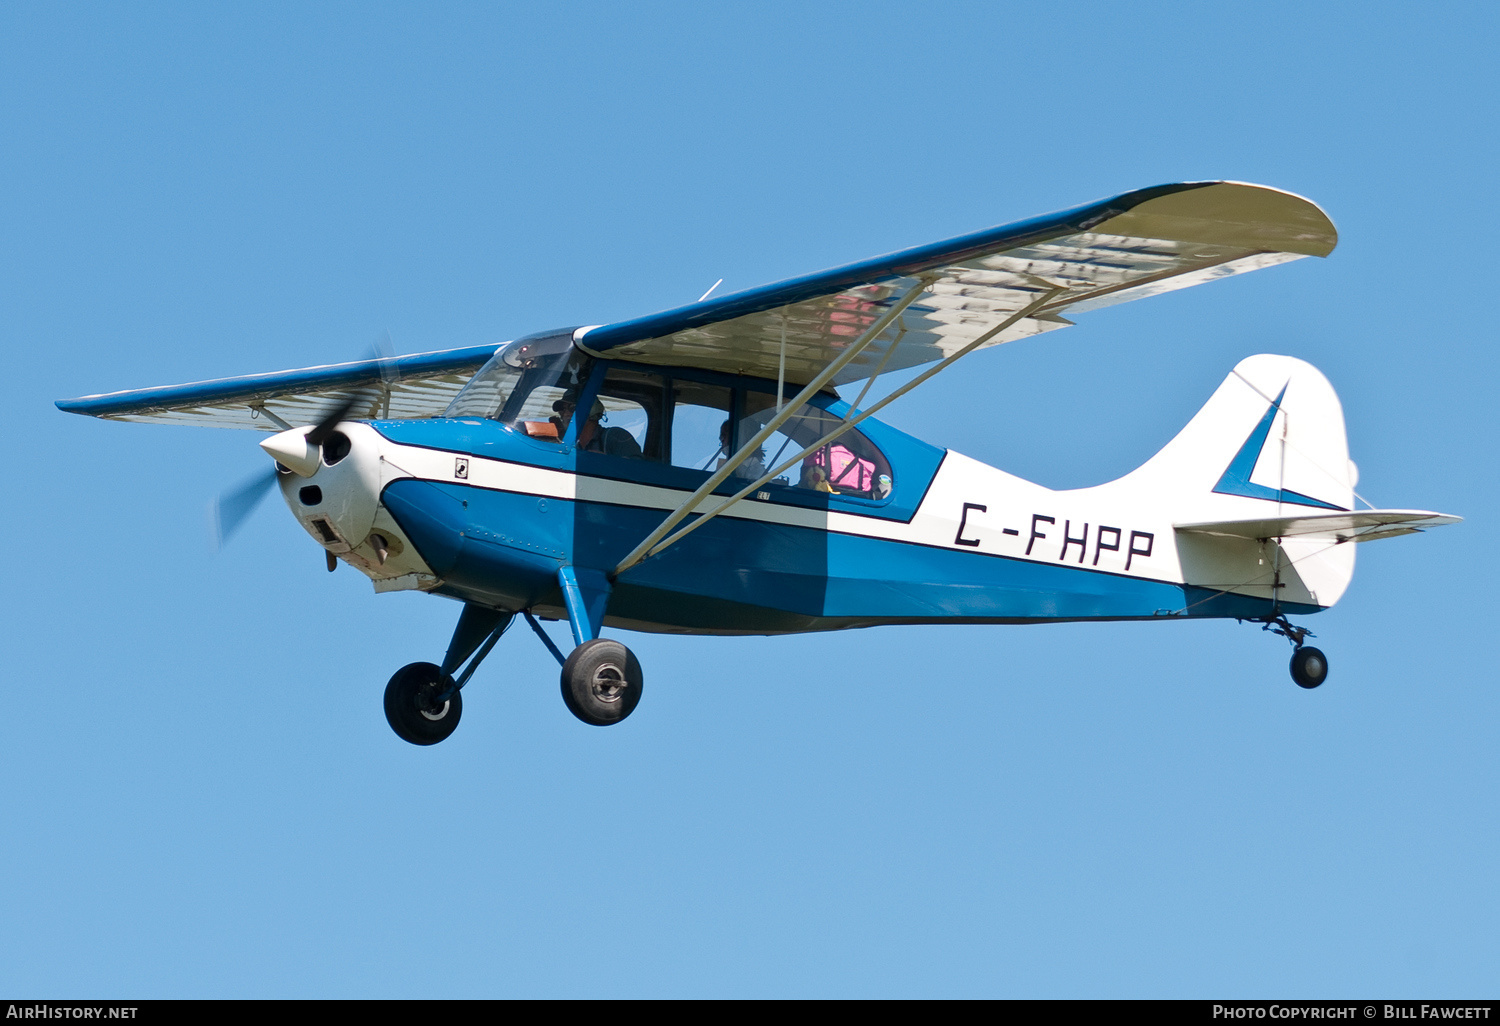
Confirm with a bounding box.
[1115,354,1358,609]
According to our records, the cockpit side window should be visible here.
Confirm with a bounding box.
[451,350,893,499]
[589,366,668,461]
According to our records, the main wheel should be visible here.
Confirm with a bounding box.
[560,639,643,726]
[384,661,463,744]
[1290,646,1329,689]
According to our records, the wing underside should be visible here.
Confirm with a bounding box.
[577,181,1338,386]
[56,345,499,431]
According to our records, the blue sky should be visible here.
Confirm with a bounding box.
[1,2,1494,997]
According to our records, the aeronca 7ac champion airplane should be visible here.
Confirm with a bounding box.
[59,181,1460,744]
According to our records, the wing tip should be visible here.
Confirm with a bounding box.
[1096,180,1338,257]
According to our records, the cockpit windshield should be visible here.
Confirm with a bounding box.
[444,329,594,440]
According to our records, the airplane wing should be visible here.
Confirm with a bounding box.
[57,181,1335,430]
[1176,509,1462,543]
[55,344,500,431]
[577,181,1338,386]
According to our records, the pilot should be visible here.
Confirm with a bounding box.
[551,394,603,447]
[553,394,643,457]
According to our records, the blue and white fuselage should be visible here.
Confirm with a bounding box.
[276,353,1383,640]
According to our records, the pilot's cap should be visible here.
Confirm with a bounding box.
[553,393,605,419]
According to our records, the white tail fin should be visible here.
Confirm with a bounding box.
[1125,354,1355,510]
[1117,354,1360,609]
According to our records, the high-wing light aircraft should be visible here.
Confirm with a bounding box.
[59,182,1460,744]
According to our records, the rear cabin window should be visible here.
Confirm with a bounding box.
[670,381,734,473]
[736,391,892,500]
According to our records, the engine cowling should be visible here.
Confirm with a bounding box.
[273,422,383,553]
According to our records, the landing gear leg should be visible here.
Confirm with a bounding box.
[1253,613,1329,689]
[383,604,513,745]
[521,610,645,726]
[543,565,644,726]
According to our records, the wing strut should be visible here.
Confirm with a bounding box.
[614,283,1072,575]
[249,404,293,431]
[611,275,939,578]
[844,324,906,419]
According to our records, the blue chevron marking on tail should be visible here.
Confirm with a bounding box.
[1212,384,1347,511]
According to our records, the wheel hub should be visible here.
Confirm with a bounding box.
[589,663,626,704]
[415,682,451,720]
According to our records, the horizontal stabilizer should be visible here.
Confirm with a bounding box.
[1176,509,1461,544]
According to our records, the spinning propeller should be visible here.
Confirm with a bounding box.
[211,337,397,549]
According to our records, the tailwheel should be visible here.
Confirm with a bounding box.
[560,639,643,726]
[1290,646,1329,690]
[384,661,463,745]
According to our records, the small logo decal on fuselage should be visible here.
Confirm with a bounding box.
[455,457,469,480]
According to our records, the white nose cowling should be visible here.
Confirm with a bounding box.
[260,427,321,477]
[275,422,383,558]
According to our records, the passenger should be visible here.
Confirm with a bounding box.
[600,414,643,458]
[718,420,766,479]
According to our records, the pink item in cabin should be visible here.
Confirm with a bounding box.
[812,445,875,493]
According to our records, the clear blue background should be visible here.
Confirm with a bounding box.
[1,2,1492,997]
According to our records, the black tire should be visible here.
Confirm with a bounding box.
[560,639,643,726]
[1290,646,1329,689]
[384,661,463,745]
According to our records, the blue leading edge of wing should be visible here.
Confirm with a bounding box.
[576,183,1210,353]
[55,344,501,418]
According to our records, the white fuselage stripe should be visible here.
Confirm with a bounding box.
[375,441,1205,590]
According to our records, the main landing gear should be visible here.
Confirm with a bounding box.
[1255,613,1330,689]
[384,662,463,745]
[382,567,644,744]
[383,601,511,745]
[518,609,644,727]
[560,639,644,726]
